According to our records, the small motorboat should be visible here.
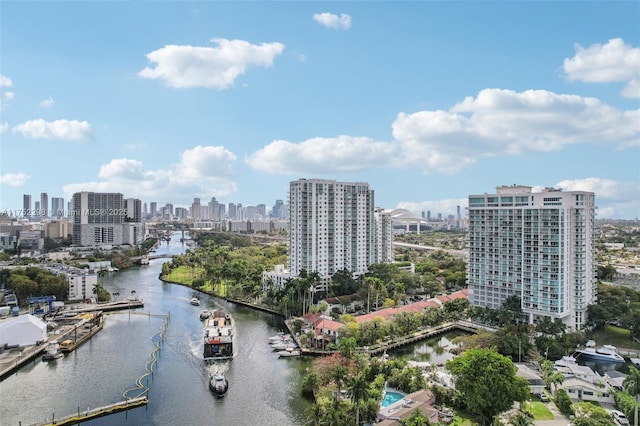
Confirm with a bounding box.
[209,372,229,397]
[190,298,200,306]
[199,309,211,320]
[42,340,63,361]
[278,348,301,358]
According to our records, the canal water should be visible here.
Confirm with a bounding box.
[0,234,313,426]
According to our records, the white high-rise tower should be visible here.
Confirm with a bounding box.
[466,185,596,330]
[289,179,382,280]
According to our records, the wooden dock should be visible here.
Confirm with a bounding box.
[33,396,148,425]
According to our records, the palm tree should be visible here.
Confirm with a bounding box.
[348,374,370,425]
[624,366,640,426]
[92,281,104,303]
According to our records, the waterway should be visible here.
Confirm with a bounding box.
[0,234,314,426]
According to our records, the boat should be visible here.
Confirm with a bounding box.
[209,372,229,397]
[271,341,297,351]
[268,332,288,342]
[630,357,640,368]
[203,310,235,360]
[277,348,301,358]
[199,309,211,320]
[190,298,200,306]
[41,340,63,361]
[572,342,625,363]
[554,355,578,368]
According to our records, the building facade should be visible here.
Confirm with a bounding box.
[71,192,126,246]
[288,179,379,280]
[467,185,597,330]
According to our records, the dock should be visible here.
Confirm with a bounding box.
[33,396,148,426]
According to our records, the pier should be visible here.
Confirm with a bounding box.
[32,396,148,426]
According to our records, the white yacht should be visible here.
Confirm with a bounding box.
[573,341,625,363]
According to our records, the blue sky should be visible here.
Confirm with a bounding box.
[1,1,639,219]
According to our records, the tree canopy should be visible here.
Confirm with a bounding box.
[445,348,529,425]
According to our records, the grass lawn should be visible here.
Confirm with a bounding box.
[162,266,230,296]
[524,401,554,420]
[590,325,640,350]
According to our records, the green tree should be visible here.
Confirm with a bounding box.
[399,409,431,426]
[624,366,640,426]
[446,348,530,425]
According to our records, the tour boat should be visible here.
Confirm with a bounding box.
[203,310,235,360]
[190,298,200,306]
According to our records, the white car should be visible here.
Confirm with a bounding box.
[612,410,630,426]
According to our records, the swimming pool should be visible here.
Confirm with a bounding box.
[381,391,405,407]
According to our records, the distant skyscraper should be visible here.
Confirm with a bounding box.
[23,194,32,218]
[209,197,220,220]
[228,203,237,220]
[51,197,65,218]
[150,202,157,218]
[191,198,201,220]
[288,178,377,279]
[466,185,596,330]
[40,192,49,218]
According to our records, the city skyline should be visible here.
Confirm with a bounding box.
[1,2,639,219]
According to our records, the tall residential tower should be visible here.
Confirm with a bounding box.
[288,178,390,280]
[466,185,597,330]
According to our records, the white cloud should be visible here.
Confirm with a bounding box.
[0,74,14,109]
[40,95,54,108]
[138,38,285,89]
[246,135,397,175]
[392,88,639,173]
[313,12,352,30]
[12,119,93,141]
[247,88,638,177]
[0,172,29,187]
[563,38,640,98]
[0,122,8,133]
[63,146,238,204]
[0,74,12,88]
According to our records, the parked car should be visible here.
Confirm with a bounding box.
[535,393,549,402]
[612,410,630,426]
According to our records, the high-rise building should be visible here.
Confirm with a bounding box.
[228,203,237,220]
[208,197,220,220]
[288,178,378,280]
[71,192,125,246]
[40,192,49,218]
[51,197,65,218]
[124,198,142,222]
[150,202,157,218]
[466,185,596,330]
[191,198,201,220]
[23,194,32,218]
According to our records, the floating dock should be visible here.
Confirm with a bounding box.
[33,396,148,425]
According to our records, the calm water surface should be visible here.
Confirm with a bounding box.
[0,235,313,426]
